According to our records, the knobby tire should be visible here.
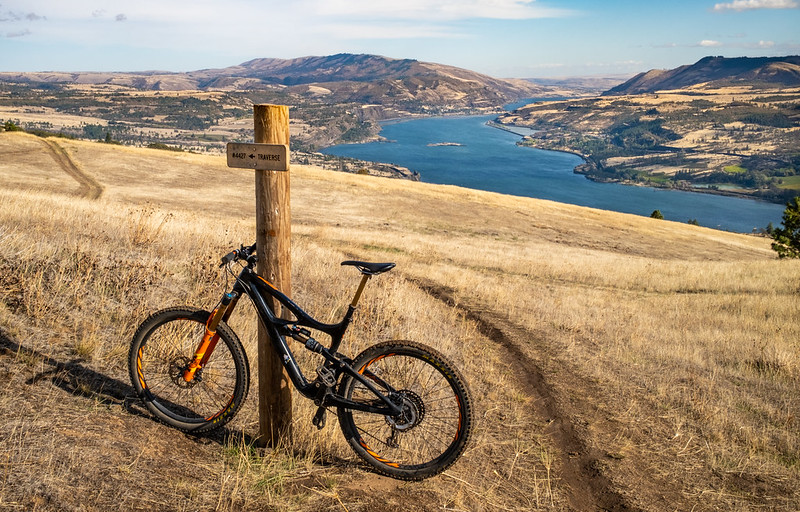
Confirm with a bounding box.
[128,307,249,433]
[337,341,474,480]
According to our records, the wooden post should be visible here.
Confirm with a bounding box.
[254,104,293,447]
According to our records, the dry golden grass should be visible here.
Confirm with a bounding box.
[0,131,798,511]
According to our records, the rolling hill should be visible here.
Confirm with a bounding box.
[0,53,547,109]
[605,55,800,95]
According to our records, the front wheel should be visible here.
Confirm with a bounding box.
[128,307,250,433]
[337,341,474,480]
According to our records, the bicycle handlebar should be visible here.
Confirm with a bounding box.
[219,243,257,267]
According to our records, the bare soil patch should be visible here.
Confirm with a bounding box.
[39,138,104,199]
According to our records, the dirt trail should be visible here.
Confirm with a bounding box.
[409,277,636,512]
[40,138,103,199]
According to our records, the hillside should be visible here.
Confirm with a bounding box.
[498,76,800,204]
[0,54,559,153]
[527,74,632,94]
[0,53,547,110]
[605,56,800,95]
[1,131,798,511]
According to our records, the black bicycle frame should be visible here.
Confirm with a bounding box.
[231,265,403,417]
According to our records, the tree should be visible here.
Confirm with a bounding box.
[83,124,105,139]
[770,197,800,258]
[3,120,22,132]
[650,209,664,220]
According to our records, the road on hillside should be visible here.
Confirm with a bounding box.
[40,138,103,199]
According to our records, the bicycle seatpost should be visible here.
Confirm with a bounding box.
[350,274,371,308]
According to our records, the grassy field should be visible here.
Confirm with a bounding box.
[778,175,800,191]
[0,131,798,511]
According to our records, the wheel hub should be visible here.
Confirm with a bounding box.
[168,356,199,388]
[386,389,425,432]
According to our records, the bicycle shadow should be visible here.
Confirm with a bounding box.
[0,329,360,471]
[0,328,255,447]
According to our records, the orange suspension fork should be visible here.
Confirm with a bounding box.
[200,292,240,367]
[183,292,237,382]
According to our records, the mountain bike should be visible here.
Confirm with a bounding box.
[128,243,473,480]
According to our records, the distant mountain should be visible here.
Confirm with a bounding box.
[604,56,800,95]
[192,54,421,86]
[527,75,632,93]
[205,53,547,107]
[0,53,548,110]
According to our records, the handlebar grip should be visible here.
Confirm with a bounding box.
[219,251,237,267]
[219,243,257,268]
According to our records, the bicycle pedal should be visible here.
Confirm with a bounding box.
[315,366,337,388]
[312,407,327,430]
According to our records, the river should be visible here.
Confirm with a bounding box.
[322,112,785,233]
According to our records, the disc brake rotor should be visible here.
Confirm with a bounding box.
[168,356,199,389]
[386,389,425,432]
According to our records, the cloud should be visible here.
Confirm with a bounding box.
[309,0,573,21]
[660,38,778,49]
[4,28,30,37]
[0,5,44,38]
[286,0,575,44]
[713,0,799,12]
[0,10,46,22]
[314,21,462,40]
[654,38,771,49]
[0,0,573,48]
[0,0,574,71]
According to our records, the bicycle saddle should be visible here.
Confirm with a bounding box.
[341,261,396,275]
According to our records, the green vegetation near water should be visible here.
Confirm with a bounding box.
[777,175,800,190]
[510,94,800,204]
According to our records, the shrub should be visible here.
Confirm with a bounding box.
[3,120,22,132]
[771,197,800,258]
[146,143,184,152]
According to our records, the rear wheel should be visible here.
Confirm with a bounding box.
[128,307,249,433]
[337,341,473,480]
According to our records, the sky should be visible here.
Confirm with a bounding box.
[0,0,799,78]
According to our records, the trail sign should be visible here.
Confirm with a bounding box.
[226,142,289,171]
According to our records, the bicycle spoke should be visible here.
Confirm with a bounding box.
[137,316,240,421]
[341,344,471,476]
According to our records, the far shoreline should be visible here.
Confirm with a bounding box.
[326,109,789,214]
[483,120,791,207]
